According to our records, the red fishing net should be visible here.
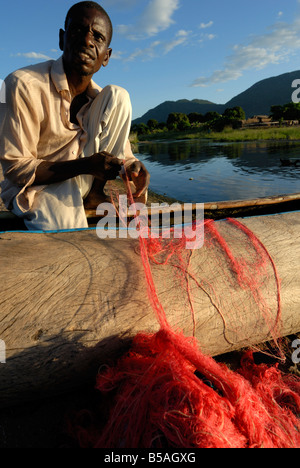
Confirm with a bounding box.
[70,180,300,448]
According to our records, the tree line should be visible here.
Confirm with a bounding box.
[131,106,246,135]
[270,102,300,121]
[131,102,300,136]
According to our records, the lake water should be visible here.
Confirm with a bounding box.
[135,139,300,203]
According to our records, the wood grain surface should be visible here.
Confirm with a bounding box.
[0,211,299,407]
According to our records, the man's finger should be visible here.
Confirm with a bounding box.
[127,161,142,174]
[99,150,115,158]
[106,157,122,169]
[133,187,147,198]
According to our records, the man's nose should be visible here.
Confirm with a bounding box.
[83,29,95,47]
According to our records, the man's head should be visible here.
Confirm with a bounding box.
[59,1,113,78]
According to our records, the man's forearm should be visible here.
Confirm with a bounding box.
[33,140,137,186]
[33,158,93,185]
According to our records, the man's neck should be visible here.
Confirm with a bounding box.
[62,58,93,98]
[66,71,92,98]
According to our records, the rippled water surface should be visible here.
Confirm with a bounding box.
[135,139,300,203]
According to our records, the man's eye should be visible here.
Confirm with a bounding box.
[93,33,104,42]
[69,25,105,42]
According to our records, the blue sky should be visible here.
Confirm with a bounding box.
[1,0,300,119]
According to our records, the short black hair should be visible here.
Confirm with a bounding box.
[64,1,113,45]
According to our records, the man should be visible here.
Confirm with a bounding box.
[0,1,149,230]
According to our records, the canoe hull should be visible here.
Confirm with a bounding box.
[1,191,300,231]
[0,211,299,407]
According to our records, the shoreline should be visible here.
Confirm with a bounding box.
[133,125,300,144]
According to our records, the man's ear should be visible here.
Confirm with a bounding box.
[102,48,112,67]
[59,29,65,51]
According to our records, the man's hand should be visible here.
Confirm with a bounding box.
[122,159,150,198]
[89,151,123,182]
[33,151,149,200]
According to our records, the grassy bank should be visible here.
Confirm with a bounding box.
[204,126,300,142]
[131,125,300,143]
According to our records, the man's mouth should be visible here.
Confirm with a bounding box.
[77,50,95,63]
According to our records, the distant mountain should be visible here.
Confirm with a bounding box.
[132,99,225,125]
[132,70,300,124]
[225,70,300,117]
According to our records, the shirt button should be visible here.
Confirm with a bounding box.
[72,151,76,155]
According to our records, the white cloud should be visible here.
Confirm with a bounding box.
[110,50,124,60]
[163,29,190,53]
[139,0,180,35]
[198,32,217,45]
[13,52,53,60]
[191,16,300,87]
[199,21,213,29]
[122,29,190,62]
[125,41,161,62]
[191,69,242,88]
[117,0,180,39]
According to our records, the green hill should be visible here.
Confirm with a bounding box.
[225,70,300,117]
[132,70,300,124]
[133,99,225,125]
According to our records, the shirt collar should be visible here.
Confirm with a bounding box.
[51,56,69,94]
[50,55,102,99]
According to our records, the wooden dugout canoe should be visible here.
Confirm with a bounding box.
[0,209,300,408]
[1,191,300,231]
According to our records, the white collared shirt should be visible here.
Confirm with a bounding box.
[0,56,103,211]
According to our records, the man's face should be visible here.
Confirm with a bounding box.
[60,7,112,77]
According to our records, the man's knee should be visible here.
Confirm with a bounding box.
[85,84,132,156]
[101,85,131,110]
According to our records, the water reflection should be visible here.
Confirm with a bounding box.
[135,139,300,203]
